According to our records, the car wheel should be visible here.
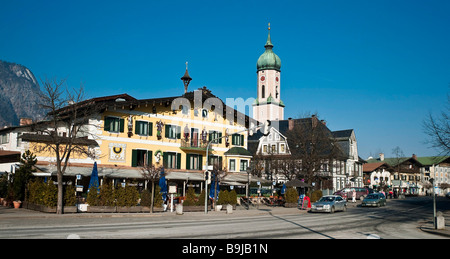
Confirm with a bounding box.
[330,206,335,213]
[342,205,347,212]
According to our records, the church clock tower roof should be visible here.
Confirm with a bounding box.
[257,23,281,72]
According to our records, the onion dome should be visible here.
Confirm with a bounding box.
[257,25,281,72]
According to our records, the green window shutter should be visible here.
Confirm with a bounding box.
[240,135,244,146]
[208,131,213,142]
[232,134,236,145]
[104,117,111,131]
[147,150,152,166]
[148,122,153,136]
[176,153,181,169]
[131,149,138,167]
[165,125,170,138]
[176,126,181,139]
[218,132,222,144]
[186,154,191,170]
[134,121,140,134]
[119,118,125,132]
[198,155,203,170]
[163,152,168,168]
[219,156,223,169]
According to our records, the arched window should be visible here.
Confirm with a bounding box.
[261,85,265,98]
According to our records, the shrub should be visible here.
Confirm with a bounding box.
[27,179,45,205]
[140,189,152,207]
[217,190,229,205]
[310,190,323,202]
[196,189,207,206]
[116,184,139,207]
[86,186,100,206]
[0,174,8,198]
[64,185,77,206]
[228,190,237,205]
[154,185,163,208]
[99,182,115,206]
[183,187,197,206]
[285,187,298,203]
[26,179,57,207]
[42,180,58,207]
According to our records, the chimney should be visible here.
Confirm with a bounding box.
[20,118,33,126]
[379,153,384,161]
[288,118,294,130]
[320,120,326,126]
[311,115,318,128]
[412,154,417,160]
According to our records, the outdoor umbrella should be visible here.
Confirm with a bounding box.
[88,162,99,193]
[281,184,287,195]
[209,172,219,200]
[159,167,167,202]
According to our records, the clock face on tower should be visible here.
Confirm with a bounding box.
[260,76,265,82]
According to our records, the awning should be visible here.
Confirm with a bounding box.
[285,178,311,188]
[34,165,143,179]
[0,150,21,164]
[31,165,271,186]
[165,171,204,181]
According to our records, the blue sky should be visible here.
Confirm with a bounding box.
[1,0,449,159]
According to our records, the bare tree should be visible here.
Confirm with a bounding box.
[423,93,450,155]
[205,160,229,209]
[139,163,162,213]
[284,116,342,189]
[24,78,97,214]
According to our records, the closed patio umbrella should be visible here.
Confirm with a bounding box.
[88,162,99,193]
[159,167,167,202]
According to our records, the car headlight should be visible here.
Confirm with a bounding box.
[324,205,330,209]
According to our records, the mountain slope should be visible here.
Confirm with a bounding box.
[0,60,45,127]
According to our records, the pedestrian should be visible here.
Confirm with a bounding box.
[352,189,356,203]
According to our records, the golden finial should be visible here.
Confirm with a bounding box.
[268,22,271,31]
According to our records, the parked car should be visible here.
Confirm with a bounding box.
[310,195,347,213]
[361,193,386,207]
[334,187,373,201]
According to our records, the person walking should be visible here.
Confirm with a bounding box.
[352,189,356,203]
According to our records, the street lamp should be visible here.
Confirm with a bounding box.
[430,177,437,229]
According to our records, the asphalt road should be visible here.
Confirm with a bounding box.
[0,196,448,239]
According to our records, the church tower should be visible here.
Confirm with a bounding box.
[253,24,285,123]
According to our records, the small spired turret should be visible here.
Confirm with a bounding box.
[181,62,192,94]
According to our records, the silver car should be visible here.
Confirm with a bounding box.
[361,193,386,207]
[311,195,347,213]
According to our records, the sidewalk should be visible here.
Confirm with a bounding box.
[418,218,450,238]
[0,204,308,220]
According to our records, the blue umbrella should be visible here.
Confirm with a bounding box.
[88,162,99,193]
[281,184,286,195]
[209,172,218,200]
[159,167,167,202]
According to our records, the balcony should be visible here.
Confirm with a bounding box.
[180,138,210,152]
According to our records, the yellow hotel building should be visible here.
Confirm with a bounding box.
[2,84,254,195]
